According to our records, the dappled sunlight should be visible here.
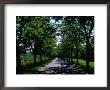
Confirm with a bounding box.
[16,16,94,74]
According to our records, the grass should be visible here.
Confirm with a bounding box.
[17,54,94,74]
[73,59,94,69]
[21,54,37,61]
[16,54,51,74]
[73,59,94,74]
[20,54,48,65]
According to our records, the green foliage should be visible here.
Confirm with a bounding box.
[16,16,94,74]
[16,16,56,64]
[56,16,94,73]
[73,59,94,69]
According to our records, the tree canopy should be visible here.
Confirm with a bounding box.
[16,16,94,74]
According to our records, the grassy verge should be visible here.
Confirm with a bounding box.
[21,54,47,62]
[16,54,51,74]
[73,59,94,68]
[73,59,94,74]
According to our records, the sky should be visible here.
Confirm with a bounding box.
[50,19,62,45]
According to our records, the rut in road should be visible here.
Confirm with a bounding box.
[37,57,86,74]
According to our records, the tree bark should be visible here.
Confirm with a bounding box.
[40,53,42,63]
[76,44,79,66]
[16,44,22,74]
[86,37,90,73]
[16,44,21,67]
[17,52,21,67]
[34,52,36,65]
[69,49,71,62]
[70,49,73,62]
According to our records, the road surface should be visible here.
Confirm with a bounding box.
[37,57,85,74]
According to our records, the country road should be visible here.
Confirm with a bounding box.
[37,57,85,74]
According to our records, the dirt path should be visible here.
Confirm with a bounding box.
[38,57,85,74]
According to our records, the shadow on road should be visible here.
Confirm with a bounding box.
[37,57,87,74]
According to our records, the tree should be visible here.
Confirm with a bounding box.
[78,16,94,73]
[55,16,94,73]
[60,17,83,65]
[16,16,33,67]
[18,16,56,65]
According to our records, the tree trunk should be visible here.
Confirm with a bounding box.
[69,49,71,62]
[40,53,42,63]
[76,44,79,66]
[16,44,22,74]
[70,49,72,62]
[34,52,36,65]
[16,44,21,67]
[33,42,36,66]
[44,53,46,61]
[86,37,90,73]
[17,52,21,67]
